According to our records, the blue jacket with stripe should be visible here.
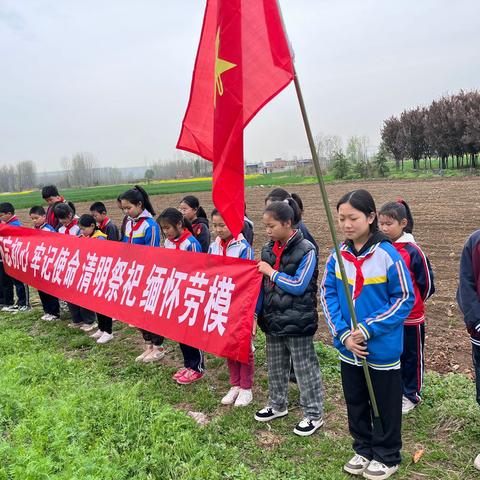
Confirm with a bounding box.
[122,210,160,247]
[320,235,414,369]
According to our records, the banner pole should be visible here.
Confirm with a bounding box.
[292,68,382,426]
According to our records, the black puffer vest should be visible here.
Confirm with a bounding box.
[259,230,319,336]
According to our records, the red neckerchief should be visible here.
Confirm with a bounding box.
[6,216,19,224]
[171,230,192,250]
[340,248,376,299]
[35,222,47,230]
[128,217,146,243]
[64,218,78,234]
[220,236,234,256]
[98,217,110,232]
[272,231,296,271]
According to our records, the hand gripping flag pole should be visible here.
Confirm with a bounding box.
[292,69,383,434]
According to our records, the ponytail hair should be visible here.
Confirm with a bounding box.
[379,198,414,234]
[181,195,207,219]
[265,188,304,219]
[157,207,194,235]
[53,201,75,220]
[264,199,301,227]
[337,189,378,232]
[78,214,98,230]
[119,185,156,216]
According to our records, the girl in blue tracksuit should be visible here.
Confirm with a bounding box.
[118,185,162,363]
[157,208,205,385]
[208,208,255,407]
[320,189,414,480]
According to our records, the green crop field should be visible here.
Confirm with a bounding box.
[0,309,478,479]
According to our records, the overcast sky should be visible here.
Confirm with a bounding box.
[1,0,479,172]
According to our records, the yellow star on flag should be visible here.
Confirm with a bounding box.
[214,28,237,107]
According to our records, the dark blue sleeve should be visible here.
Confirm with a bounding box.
[407,244,435,301]
[197,224,211,253]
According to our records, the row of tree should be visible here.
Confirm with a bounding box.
[382,90,480,170]
[0,161,37,193]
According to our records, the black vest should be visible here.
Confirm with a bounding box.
[259,230,318,336]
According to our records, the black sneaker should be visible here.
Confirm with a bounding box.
[293,418,324,436]
[254,406,288,422]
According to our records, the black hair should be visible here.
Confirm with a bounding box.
[211,208,221,218]
[119,185,156,216]
[336,189,378,232]
[90,201,107,214]
[181,195,207,219]
[157,207,194,235]
[41,185,59,199]
[78,214,98,230]
[53,202,75,220]
[264,199,301,226]
[0,202,15,214]
[265,188,304,217]
[29,206,46,216]
[379,199,414,234]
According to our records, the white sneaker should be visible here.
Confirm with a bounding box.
[90,329,104,339]
[41,313,58,321]
[135,345,153,362]
[97,332,114,344]
[362,460,399,480]
[2,305,18,313]
[143,346,166,363]
[254,406,288,422]
[68,322,85,329]
[221,386,240,405]
[234,388,253,407]
[293,417,324,436]
[344,454,370,475]
[474,453,480,471]
[401,395,417,414]
[80,323,97,332]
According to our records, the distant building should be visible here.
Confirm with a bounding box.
[245,164,260,174]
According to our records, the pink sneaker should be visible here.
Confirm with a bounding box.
[176,368,204,385]
[172,368,187,380]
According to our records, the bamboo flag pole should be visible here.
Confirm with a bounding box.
[292,69,382,428]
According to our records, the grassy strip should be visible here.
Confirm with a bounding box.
[0,309,478,479]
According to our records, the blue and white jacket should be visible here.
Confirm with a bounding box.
[122,210,160,247]
[164,230,201,252]
[37,223,56,232]
[320,233,414,370]
[208,233,254,260]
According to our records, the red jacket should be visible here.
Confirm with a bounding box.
[393,233,435,325]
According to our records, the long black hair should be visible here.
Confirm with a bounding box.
[181,195,208,219]
[264,199,301,227]
[265,188,304,216]
[379,198,414,234]
[157,208,194,235]
[119,185,155,216]
[53,201,76,220]
[336,189,378,232]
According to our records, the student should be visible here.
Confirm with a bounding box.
[0,202,30,313]
[118,186,163,362]
[78,214,114,344]
[41,185,65,230]
[158,207,205,384]
[457,227,480,471]
[265,188,318,252]
[243,204,255,246]
[116,195,129,241]
[54,202,80,236]
[55,203,97,330]
[179,195,210,253]
[90,202,120,241]
[254,200,324,437]
[29,206,60,321]
[320,189,414,479]
[208,208,255,406]
[378,199,435,414]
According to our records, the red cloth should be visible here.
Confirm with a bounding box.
[177,0,294,237]
[340,250,375,300]
[128,218,145,243]
[98,217,110,233]
[64,218,78,234]
[171,230,192,250]
[6,216,19,224]
[0,224,262,363]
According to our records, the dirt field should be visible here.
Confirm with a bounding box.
[15,176,480,375]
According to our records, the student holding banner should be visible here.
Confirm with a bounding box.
[118,186,162,362]
[208,208,255,407]
[254,200,324,437]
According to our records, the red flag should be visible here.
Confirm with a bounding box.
[177,0,294,236]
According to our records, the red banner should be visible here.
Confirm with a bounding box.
[0,226,262,363]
